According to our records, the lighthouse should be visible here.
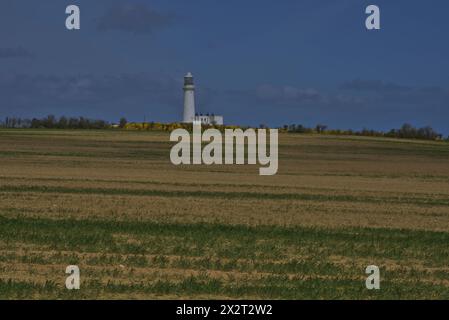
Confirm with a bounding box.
[183,72,195,123]
[182,72,224,125]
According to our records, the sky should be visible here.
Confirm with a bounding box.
[0,0,448,134]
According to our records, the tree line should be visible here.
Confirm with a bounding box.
[1,115,446,142]
[281,123,446,141]
[1,115,121,130]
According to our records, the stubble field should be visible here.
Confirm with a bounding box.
[0,129,448,299]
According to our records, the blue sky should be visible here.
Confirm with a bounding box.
[1,0,448,133]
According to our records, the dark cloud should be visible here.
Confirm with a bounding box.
[97,4,174,35]
[0,73,182,113]
[340,79,449,108]
[224,80,449,119]
[255,84,323,103]
[340,79,410,93]
[227,84,360,110]
[0,47,34,59]
[225,85,326,106]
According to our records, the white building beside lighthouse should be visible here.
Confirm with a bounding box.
[182,72,223,125]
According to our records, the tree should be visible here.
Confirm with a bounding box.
[119,117,128,128]
[296,124,306,133]
[315,124,327,133]
[78,117,88,129]
[58,116,68,129]
[68,117,79,128]
[45,115,56,128]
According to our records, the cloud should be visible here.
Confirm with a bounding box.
[97,4,174,35]
[255,84,323,103]
[339,79,410,93]
[340,79,449,108]
[0,73,182,113]
[228,84,343,109]
[0,47,34,59]
[224,79,449,118]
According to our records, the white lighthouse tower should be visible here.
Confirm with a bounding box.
[183,72,195,123]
